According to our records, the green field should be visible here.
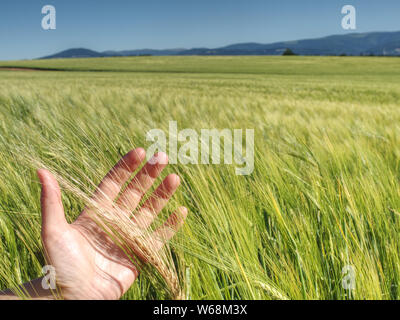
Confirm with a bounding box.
[1,56,400,299]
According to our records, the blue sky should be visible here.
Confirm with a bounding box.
[1,0,400,60]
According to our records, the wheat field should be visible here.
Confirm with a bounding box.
[0,56,400,299]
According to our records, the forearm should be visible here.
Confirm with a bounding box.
[0,277,59,300]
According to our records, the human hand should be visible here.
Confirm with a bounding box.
[36,148,187,300]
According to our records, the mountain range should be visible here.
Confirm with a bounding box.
[39,31,400,59]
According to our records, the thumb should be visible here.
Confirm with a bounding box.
[37,169,68,235]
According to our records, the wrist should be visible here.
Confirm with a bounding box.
[0,277,62,300]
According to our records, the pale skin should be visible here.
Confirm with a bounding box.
[0,148,187,300]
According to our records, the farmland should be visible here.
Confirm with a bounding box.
[0,56,400,299]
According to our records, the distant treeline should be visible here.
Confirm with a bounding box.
[283,48,398,57]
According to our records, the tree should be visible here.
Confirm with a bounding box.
[282,48,296,56]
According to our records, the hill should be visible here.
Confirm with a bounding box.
[37,31,400,59]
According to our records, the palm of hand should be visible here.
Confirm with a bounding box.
[38,149,187,300]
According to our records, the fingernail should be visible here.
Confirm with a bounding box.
[149,152,168,165]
